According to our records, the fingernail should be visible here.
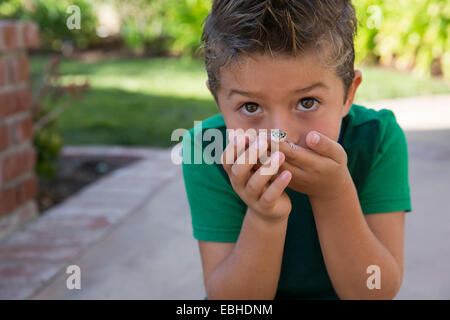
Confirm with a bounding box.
[311,132,320,145]
[281,170,291,180]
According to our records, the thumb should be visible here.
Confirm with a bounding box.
[306,131,346,163]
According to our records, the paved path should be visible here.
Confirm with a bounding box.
[32,163,205,299]
[0,148,191,299]
[0,95,449,300]
[361,94,450,131]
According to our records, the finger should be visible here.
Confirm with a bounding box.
[259,170,292,207]
[277,140,320,168]
[306,131,347,164]
[236,132,267,165]
[231,134,269,187]
[269,160,305,183]
[221,134,251,175]
[245,150,284,199]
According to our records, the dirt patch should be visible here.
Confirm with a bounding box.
[37,155,139,213]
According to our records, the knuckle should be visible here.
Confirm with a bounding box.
[222,148,234,165]
[285,149,296,162]
[220,151,227,165]
[341,151,348,164]
[311,161,323,174]
[246,179,259,196]
[337,145,347,162]
[230,178,244,195]
[259,193,274,209]
[222,164,231,176]
[230,164,240,179]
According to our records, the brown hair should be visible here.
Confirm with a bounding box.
[201,0,358,103]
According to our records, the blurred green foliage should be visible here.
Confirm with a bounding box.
[34,126,63,177]
[0,0,98,51]
[115,0,211,56]
[29,55,450,148]
[116,0,450,78]
[31,55,90,177]
[354,0,450,79]
[1,0,448,77]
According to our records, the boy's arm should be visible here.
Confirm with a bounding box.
[200,133,292,299]
[277,130,406,299]
[199,208,288,300]
[309,178,404,299]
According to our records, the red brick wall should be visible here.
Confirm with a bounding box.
[0,21,40,240]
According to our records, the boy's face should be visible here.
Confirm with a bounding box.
[209,51,362,148]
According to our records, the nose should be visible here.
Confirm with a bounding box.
[267,112,298,144]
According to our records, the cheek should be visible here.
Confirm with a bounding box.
[223,115,256,132]
[221,109,241,130]
[221,107,265,132]
[222,113,265,140]
[309,117,342,142]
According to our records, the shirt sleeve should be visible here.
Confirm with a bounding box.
[358,111,412,214]
[181,130,247,242]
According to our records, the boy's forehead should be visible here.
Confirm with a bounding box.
[220,51,335,96]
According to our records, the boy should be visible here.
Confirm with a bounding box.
[182,0,411,299]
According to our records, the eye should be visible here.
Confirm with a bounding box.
[296,97,319,111]
[240,102,262,115]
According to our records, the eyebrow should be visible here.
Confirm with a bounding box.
[227,82,329,99]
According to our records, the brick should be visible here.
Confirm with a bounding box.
[1,147,36,184]
[0,87,32,117]
[5,227,106,248]
[0,57,7,87]
[12,115,33,144]
[21,21,39,49]
[0,123,10,151]
[0,261,62,286]
[0,201,38,239]
[16,175,37,205]
[0,91,17,117]
[0,245,81,263]
[31,215,112,231]
[0,22,18,51]
[15,87,32,111]
[0,187,17,217]
[9,54,30,84]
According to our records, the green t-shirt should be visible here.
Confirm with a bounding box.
[181,104,412,300]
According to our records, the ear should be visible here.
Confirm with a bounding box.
[205,79,211,93]
[342,69,362,116]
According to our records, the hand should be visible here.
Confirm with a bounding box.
[221,132,293,223]
[275,131,352,201]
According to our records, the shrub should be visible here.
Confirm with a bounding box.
[32,55,90,177]
[355,0,450,78]
[116,0,211,56]
[0,0,98,51]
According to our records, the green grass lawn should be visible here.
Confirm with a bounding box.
[30,55,450,148]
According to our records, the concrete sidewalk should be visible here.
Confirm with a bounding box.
[32,164,205,299]
[32,128,450,300]
[2,95,450,300]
